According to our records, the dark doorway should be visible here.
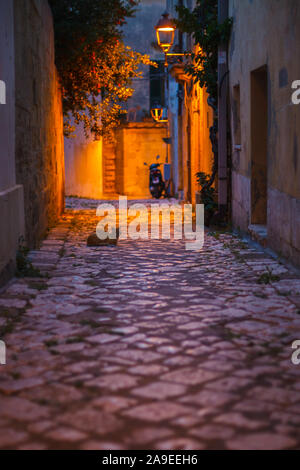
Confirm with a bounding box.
[251,66,268,225]
[150,61,165,109]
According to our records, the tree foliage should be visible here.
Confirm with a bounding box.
[196,172,217,212]
[49,0,154,139]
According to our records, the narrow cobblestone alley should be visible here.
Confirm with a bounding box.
[1,199,300,450]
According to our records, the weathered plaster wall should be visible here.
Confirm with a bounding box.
[65,123,167,199]
[0,0,24,285]
[170,70,214,204]
[115,123,168,197]
[188,82,214,204]
[14,0,65,249]
[167,0,214,204]
[168,76,180,197]
[179,83,214,204]
[0,1,15,193]
[229,0,300,265]
[65,126,103,199]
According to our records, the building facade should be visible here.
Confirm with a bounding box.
[0,0,24,285]
[64,0,214,201]
[166,0,214,202]
[122,0,164,116]
[14,0,65,248]
[228,0,300,266]
[64,0,168,199]
[0,0,65,285]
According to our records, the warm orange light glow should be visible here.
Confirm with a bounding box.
[157,27,174,32]
[151,105,168,123]
[155,12,176,54]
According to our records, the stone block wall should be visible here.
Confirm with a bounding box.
[14,0,65,248]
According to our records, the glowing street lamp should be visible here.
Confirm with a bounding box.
[155,11,176,67]
[151,103,168,123]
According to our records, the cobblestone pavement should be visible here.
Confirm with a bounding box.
[1,198,300,450]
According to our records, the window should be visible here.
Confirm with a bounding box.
[150,61,165,109]
[233,84,241,146]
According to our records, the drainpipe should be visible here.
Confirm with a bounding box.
[218,0,229,219]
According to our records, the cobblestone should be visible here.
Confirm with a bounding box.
[0,199,300,449]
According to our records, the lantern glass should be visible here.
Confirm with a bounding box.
[151,105,163,122]
[156,28,175,53]
[151,104,168,123]
[155,12,176,54]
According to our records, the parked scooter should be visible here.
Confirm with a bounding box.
[144,156,166,199]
